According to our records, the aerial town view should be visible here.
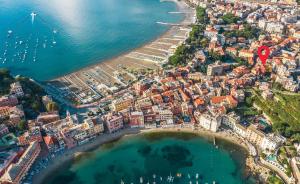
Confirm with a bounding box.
[0,0,300,183]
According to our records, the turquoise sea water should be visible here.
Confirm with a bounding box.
[44,132,255,184]
[0,0,182,80]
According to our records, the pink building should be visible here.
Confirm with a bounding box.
[103,113,124,133]
[0,95,18,107]
[129,111,144,128]
[36,111,60,125]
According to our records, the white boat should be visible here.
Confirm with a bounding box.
[140,177,143,183]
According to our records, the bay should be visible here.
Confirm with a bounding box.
[0,0,182,80]
[44,132,255,184]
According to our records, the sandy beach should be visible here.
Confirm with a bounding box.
[33,126,257,184]
[46,0,196,105]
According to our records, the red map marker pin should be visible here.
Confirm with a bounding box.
[257,46,270,65]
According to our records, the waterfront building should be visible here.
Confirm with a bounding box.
[222,112,240,129]
[10,82,24,97]
[82,117,104,135]
[246,124,265,146]
[194,111,222,132]
[103,113,124,133]
[129,111,144,128]
[234,123,248,138]
[143,109,156,125]
[152,106,173,123]
[0,141,41,184]
[260,133,286,151]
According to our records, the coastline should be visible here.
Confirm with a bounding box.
[33,127,256,184]
[47,0,196,103]
[33,2,199,183]
[50,0,194,80]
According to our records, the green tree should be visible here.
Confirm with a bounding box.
[196,7,208,24]
[221,13,240,24]
[17,120,27,131]
[31,101,41,112]
[200,38,209,48]
[0,68,14,95]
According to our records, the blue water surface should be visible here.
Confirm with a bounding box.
[0,0,182,80]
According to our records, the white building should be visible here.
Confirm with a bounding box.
[10,82,24,97]
[207,61,224,76]
[0,141,40,184]
[265,22,285,34]
[194,111,222,132]
[152,106,173,123]
[222,112,247,137]
[222,112,240,129]
[260,133,286,151]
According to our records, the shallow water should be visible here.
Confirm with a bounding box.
[0,0,182,80]
[44,132,255,184]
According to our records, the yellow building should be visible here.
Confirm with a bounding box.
[246,124,265,146]
[112,95,134,112]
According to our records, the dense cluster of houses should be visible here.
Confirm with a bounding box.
[1,0,300,183]
[0,82,25,127]
[196,0,300,92]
